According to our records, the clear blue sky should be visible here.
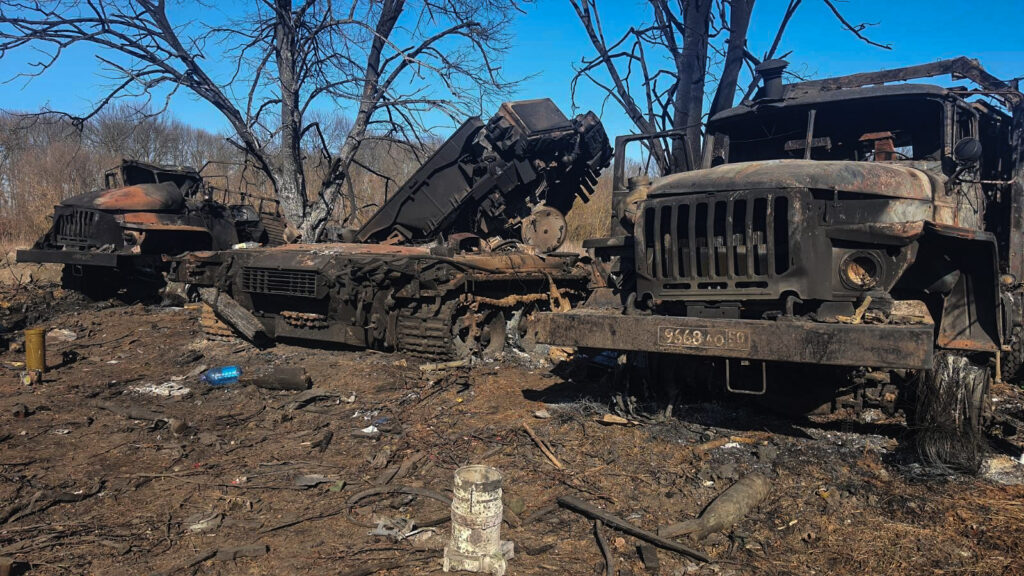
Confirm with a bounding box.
[1,0,1021,140]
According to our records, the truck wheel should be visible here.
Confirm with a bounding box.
[911,350,990,473]
[1000,325,1024,384]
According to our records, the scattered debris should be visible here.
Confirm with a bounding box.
[979,455,1024,485]
[185,512,223,533]
[91,400,166,423]
[595,413,635,426]
[533,409,551,419]
[294,474,331,489]
[594,519,614,576]
[19,370,41,386]
[129,381,192,399]
[522,421,562,469]
[282,388,340,410]
[200,365,242,386]
[638,543,660,574]
[557,495,709,562]
[421,359,470,372]
[46,328,76,342]
[347,485,452,530]
[154,543,269,576]
[0,480,103,524]
[309,429,334,453]
[247,366,312,390]
[167,418,189,436]
[357,425,380,437]
[659,473,772,540]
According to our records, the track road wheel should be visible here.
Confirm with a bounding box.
[451,308,506,359]
[1000,325,1024,385]
[911,350,991,473]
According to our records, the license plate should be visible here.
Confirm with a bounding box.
[657,326,751,350]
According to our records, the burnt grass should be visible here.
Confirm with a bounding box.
[1,286,1023,575]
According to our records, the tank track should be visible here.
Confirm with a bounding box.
[395,306,454,359]
[195,302,238,342]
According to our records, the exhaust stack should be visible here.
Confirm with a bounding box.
[756,59,789,101]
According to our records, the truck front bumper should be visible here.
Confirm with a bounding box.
[16,249,121,267]
[531,310,934,370]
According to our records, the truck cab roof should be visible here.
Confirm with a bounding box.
[710,83,955,125]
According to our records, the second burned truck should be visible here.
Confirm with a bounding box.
[170,99,611,358]
[533,58,1023,469]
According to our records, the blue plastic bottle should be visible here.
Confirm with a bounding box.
[200,366,242,386]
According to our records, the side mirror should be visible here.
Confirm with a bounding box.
[953,137,983,164]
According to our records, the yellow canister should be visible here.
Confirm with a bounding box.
[24,327,46,373]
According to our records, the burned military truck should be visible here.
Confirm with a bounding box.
[533,58,1023,466]
[17,159,287,299]
[170,99,611,358]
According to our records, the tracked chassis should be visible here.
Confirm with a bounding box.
[171,243,589,359]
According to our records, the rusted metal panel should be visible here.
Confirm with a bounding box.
[63,183,185,212]
[532,311,935,369]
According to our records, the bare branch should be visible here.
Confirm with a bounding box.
[821,0,891,50]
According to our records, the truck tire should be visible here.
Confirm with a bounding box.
[910,350,989,473]
[1000,325,1024,384]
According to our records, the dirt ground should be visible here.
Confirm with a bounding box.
[2,272,1024,576]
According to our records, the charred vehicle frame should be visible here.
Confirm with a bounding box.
[18,159,287,299]
[533,58,1024,468]
[170,99,612,359]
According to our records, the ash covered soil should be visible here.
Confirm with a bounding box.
[2,278,1024,576]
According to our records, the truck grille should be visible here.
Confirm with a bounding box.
[241,267,318,297]
[642,194,790,287]
[55,209,100,246]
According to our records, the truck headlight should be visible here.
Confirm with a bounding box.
[840,252,881,290]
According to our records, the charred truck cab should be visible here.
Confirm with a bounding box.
[17,159,287,299]
[534,58,1024,465]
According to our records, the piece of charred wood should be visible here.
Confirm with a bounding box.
[91,400,166,422]
[594,519,614,576]
[557,495,709,563]
[309,429,333,454]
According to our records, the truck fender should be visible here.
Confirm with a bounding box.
[921,225,1001,353]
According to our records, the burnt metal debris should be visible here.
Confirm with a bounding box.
[17,159,287,299]
[168,99,611,359]
[356,99,611,252]
[533,56,1023,471]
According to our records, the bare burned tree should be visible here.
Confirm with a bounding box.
[569,0,890,175]
[0,0,524,240]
